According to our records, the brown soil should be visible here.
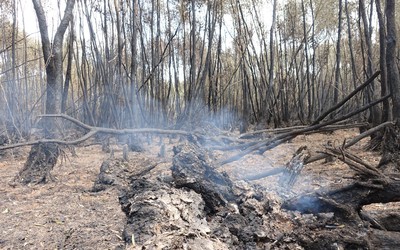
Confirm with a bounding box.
[0,146,125,249]
[0,129,388,249]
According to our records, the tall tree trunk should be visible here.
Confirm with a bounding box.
[301,0,312,121]
[268,0,277,123]
[345,0,360,112]
[386,0,400,120]
[32,0,75,117]
[379,0,400,170]
[375,0,390,122]
[16,0,76,185]
[359,0,380,126]
[61,24,74,114]
[334,0,343,105]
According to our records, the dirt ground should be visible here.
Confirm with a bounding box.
[0,129,382,249]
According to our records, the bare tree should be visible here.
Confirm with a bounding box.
[359,0,380,127]
[334,0,343,105]
[377,0,400,174]
[375,0,390,122]
[386,0,400,120]
[32,0,75,118]
[14,0,76,185]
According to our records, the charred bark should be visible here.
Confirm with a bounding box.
[118,141,305,249]
[14,143,59,184]
[18,0,75,185]
[171,143,236,213]
[281,139,400,249]
[378,122,400,169]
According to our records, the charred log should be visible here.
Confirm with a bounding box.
[92,158,160,192]
[171,143,236,213]
[118,178,225,248]
[118,142,303,249]
[361,202,400,231]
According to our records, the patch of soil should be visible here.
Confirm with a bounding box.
[0,145,125,249]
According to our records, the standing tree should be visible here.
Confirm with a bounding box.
[380,0,400,168]
[375,0,389,122]
[33,0,76,118]
[333,0,343,105]
[15,0,76,184]
[385,0,400,120]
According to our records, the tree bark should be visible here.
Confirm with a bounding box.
[334,0,343,105]
[375,0,390,122]
[386,0,400,120]
[32,0,75,116]
[19,0,76,185]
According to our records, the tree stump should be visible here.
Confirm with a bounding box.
[14,143,59,184]
[379,122,400,170]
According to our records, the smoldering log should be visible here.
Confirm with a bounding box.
[282,179,400,219]
[118,142,303,249]
[92,158,160,192]
[118,178,227,248]
[171,143,237,213]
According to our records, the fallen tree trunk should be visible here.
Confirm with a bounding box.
[239,123,368,140]
[218,94,390,167]
[312,70,380,125]
[242,121,394,181]
[115,141,400,249]
[282,179,400,216]
[282,143,400,225]
[280,141,400,248]
[118,142,303,249]
[171,143,236,213]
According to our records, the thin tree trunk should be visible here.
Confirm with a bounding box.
[334,0,343,105]
[359,0,379,126]
[61,24,74,114]
[301,0,312,121]
[32,0,75,128]
[375,0,389,122]
[345,0,360,111]
[386,0,400,120]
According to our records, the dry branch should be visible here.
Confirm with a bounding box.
[312,70,380,125]
[242,120,394,181]
[239,122,368,139]
[321,147,385,180]
[0,114,193,151]
[219,94,390,167]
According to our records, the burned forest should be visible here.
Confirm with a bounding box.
[1,0,400,249]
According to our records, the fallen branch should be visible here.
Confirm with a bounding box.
[219,95,390,167]
[0,114,193,151]
[306,121,394,164]
[239,122,368,139]
[242,120,394,181]
[321,147,385,180]
[312,70,380,125]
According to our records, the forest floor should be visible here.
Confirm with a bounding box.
[0,128,384,249]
